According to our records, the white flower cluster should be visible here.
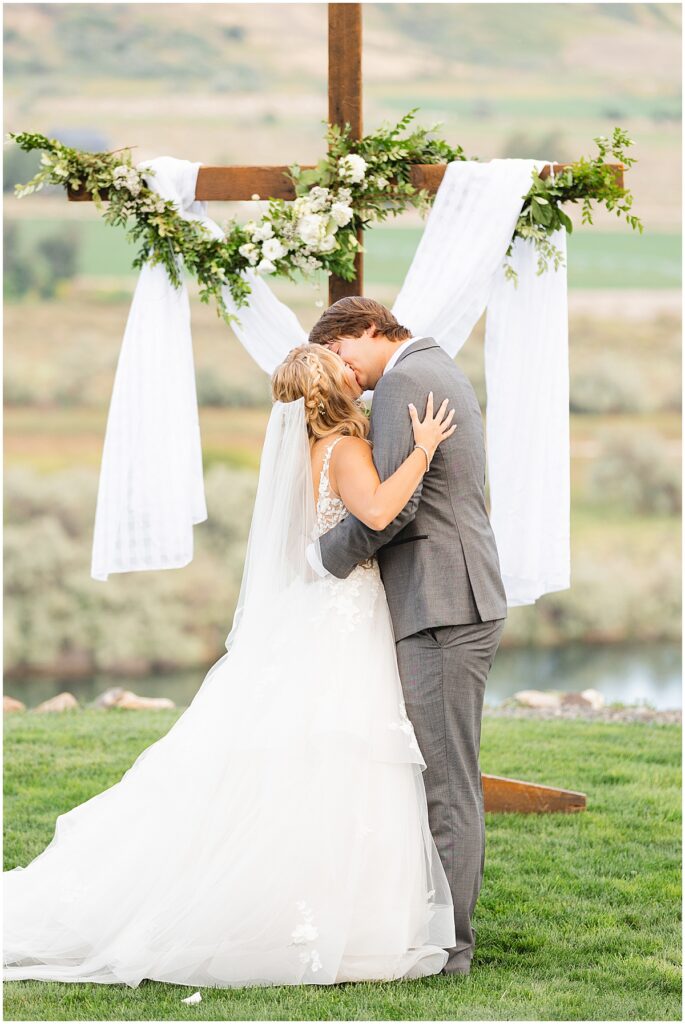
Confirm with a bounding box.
[338,153,368,184]
[137,192,168,214]
[238,183,355,278]
[111,164,143,197]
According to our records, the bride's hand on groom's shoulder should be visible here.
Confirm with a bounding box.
[408,392,456,464]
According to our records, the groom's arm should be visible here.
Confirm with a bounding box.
[318,370,426,579]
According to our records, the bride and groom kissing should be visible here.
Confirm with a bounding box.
[4,297,508,989]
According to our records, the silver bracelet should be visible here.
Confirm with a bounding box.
[414,443,431,471]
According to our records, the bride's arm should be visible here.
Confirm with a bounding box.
[330,394,456,531]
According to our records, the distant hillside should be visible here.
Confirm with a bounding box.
[4,3,681,89]
[4,3,681,228]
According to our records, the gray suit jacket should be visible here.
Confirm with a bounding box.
[318,337,508,641]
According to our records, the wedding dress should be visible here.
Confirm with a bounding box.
[3,403,455,989]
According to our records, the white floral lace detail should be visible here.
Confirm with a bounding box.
[388,699,422,757]
[290,900,323,973]
[311,437,382,629]
[314,439,375,570]
[314,436,348,540]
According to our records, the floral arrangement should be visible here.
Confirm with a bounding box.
[7,111,642,327]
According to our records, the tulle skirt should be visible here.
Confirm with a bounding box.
[4,560,455,988]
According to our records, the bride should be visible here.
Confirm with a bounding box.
[4,344,457,990]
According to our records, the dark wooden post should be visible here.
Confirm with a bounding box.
[327,2,363,305]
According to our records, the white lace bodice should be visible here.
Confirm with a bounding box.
[313,437,377,579]
[314,437,348,539]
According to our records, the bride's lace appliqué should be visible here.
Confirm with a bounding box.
[314,437,349,540]
[290,900,322,973]
[311,441,422,767]
[388,699,423,757]
[313,437,381,631]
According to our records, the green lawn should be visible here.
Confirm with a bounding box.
[3,711,681,1021]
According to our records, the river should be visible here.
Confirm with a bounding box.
[6,643,681,712]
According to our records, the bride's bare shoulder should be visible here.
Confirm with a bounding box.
[331,435,374,471]
[334,434,372,453]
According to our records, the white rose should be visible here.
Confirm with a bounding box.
[330,202,353,227]
[252,221,274,242]
[256,257,276,275]
[292,196,314,217]
[317,234,338,253]
[338,153,367,184]
[243,220,258,237]
[375,176,389,189]
[238,242,259,265]
[297,213,326,247]
[261,237,287,261]
[307,186,330,212]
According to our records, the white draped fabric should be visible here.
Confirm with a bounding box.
[91,156,569,605]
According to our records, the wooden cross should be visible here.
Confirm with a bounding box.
[70,2,623,309]
[68,1,627,814]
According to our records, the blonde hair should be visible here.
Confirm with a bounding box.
[271,345,369,442]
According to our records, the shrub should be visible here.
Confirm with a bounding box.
[3,464,257,677]
[3,223,81,300]
[588,429,681,515]
[570,353,648,413]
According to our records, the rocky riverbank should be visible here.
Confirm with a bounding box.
[5,687,681,725]
[485,701,681,725]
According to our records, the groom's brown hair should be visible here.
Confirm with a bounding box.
[308,296,412,347]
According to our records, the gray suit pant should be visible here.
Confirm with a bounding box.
[395,618,506,973]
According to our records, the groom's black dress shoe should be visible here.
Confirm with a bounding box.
[441,953,473,976]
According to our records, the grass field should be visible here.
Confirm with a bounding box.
[7,220,681,290]
[3,711,681,1021]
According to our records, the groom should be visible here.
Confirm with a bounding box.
[308,296,507,975]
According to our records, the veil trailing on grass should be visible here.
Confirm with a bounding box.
[90,155,570,606]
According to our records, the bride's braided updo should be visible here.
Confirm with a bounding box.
[271,345,369,442]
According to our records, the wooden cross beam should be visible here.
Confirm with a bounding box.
[67,2,608,814]
[69,1,623,310]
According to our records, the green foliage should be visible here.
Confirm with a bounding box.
[504,127,644,284]
[302,106,467,219]
[7,113,643,322]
